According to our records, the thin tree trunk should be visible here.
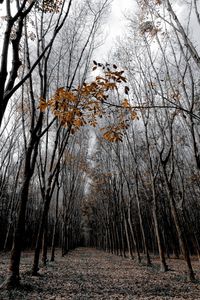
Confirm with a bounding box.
[152,204,168,272]
[162,167,195,281]
[124,215,133,259]
[127,205,141,263]
[50,188,59,262]
[41,218,48,266]
[6,179,30,287]
[32,194,51,276]
[3,223,12,251]
[135,184,151,265]
[1,132,39,288]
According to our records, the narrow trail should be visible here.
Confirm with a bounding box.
[0,248,200,299]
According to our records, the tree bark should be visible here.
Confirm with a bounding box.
[152,205,168,272]
[162,167,195,281]
[32,194,51,275]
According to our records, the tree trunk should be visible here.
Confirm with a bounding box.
[50,185,59,261]
[41,218,48,266]
[61,221,66,256]
[163,167,195,281]
[120,221,126,258]
[124,215,133,259]
[170,199,195,281]
[2,177,31,288]
[135,189,151,265]
[1,133,39,288]
[3,223,12,251]
[127,208,141,263]
[32,194,51,276]
[152,205,168,272]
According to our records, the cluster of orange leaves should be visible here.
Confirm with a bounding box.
[37,0,63,13]
[39,63,138,142]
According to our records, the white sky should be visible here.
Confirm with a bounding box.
[109,0,135,36]
[95,0,136,60]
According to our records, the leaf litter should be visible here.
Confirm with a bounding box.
[0,248,200,299]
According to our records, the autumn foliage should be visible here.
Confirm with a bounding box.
[36,0,63,13]
[39,63,138,142]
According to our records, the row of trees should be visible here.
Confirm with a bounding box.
[83,0,200,282]
[0,0,111,288]
[0,0,200,290]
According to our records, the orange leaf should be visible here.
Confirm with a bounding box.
[131,111,138,120]
[122,99,130,108]
[38,98,48,112]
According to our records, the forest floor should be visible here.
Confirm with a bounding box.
[0,248,200,300]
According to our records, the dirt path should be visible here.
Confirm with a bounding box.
[0,248,200,299]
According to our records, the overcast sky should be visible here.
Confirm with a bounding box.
[95,0,136,59]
